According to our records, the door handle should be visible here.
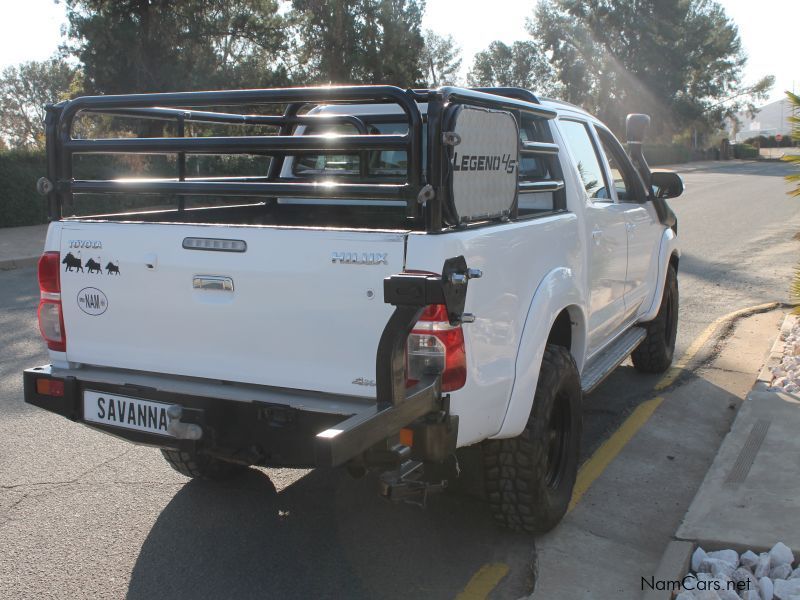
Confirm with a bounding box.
[591,229,603,242]
[193,275,234,291]
[625,222,636,232]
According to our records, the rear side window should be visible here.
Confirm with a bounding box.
[293,122,414,179]
[558,120,610,200]
[517,117,557,217]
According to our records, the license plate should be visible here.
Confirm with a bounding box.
[83,390,173,437]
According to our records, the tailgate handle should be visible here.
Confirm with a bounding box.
[193,275,234,292]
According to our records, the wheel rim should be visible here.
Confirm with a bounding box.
[545,392,571,489]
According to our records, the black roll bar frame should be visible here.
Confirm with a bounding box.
[43,85,565,232]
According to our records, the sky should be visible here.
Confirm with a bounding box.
[0,0,796,104]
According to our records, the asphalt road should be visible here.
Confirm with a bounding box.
[1,160,798,599]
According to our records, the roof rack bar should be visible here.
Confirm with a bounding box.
[521,141,560,155]
[64,133,407,155]
[518,180,565,194]
[90,107,370,133]
[57,85,420,114]
[438,87,557,120]
[67,179,411,200]
[470,87,542,104]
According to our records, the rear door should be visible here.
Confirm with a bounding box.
[58,223,406,398]
[558,119,629,356]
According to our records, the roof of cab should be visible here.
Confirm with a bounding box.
[311,89,593,120]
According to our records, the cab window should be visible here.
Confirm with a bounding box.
[595,127,644,202]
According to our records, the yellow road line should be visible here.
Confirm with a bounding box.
[569,300,782,511]
[568,396,663,512]
[455,563,510,600]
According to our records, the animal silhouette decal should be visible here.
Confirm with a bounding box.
[86,258,102,274]
[62,250,121,276]
[62,252,83,272]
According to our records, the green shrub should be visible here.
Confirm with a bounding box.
[0,150,47,228]
[643,144,691,165]
[733,143,758,159]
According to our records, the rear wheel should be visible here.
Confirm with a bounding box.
[632,264,679,374]
[483,344,582,534]
[160,449,248,480]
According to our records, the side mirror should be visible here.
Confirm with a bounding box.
[626,114,650,143]
[651,169,683,199]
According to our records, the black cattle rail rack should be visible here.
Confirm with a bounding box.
[41,85,564,232]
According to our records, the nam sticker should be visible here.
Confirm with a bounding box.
[77,287,108,316]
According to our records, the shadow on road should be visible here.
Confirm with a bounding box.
[127,467,534,600]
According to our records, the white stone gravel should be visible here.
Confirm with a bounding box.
[768,319,800,393]
[679,543,798,599]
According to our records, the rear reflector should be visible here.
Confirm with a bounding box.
[399,428,414,447]
[36,378,64,397]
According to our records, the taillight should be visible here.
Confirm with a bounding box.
[37,252,66,352]
[406,304,466,392]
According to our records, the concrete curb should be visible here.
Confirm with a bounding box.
[0,256,38,271]
[640,541,694,600]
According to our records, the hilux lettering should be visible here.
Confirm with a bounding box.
[331,252,388,265]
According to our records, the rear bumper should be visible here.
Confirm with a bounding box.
[23,364,451,468]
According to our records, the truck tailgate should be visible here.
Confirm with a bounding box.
[58,222,406,398]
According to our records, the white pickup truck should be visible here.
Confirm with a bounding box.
[25,85,682,534]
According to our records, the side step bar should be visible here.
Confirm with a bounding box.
[580,327,647,393]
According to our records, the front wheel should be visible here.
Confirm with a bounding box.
[482,344,582,534]
[632,264,679,374]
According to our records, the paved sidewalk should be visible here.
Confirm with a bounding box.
[530,309,785,599]
[675,314,800,553]
[0,224,48,269]
[639,313,800,598]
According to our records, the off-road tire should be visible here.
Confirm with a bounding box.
[632,264,679,374]
[160,449,247,480]
[483,344,582,534]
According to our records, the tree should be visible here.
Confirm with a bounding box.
[527,0,773,139]
[467,41,560,96]
[0,58,81,150]
[420,30,462,87]
[63,0,289,93]
[290,0,426,85]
